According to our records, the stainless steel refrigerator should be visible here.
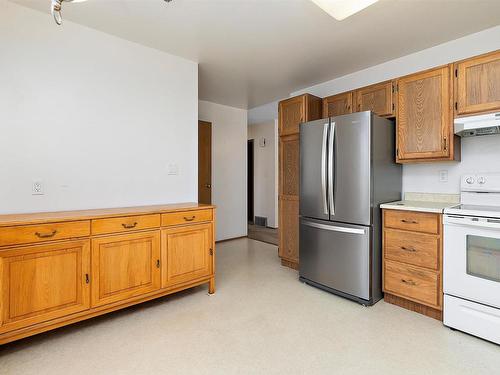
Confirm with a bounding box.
[299,111,401,305]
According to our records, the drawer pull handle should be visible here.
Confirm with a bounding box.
[401,219,418,224]
[35,230,57,238]
[401,246,417,252]
[184,216,196,222]
[401,279,416,286]
[122,222,138,229]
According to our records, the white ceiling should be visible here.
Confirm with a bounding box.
[11,0,500,109]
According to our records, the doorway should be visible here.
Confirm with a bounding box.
[247,139,254,223]
[198,121,212,204]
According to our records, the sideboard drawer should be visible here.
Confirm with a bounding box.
[384,210,440,234]
[384,229,440,270]
[0,221,90,247]
[161,209,213,227]
[384,260,440,309]
[92,214,160,235]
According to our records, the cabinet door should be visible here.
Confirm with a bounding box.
[355,81,395,117]
[279,96,305,136]
[0,240,90,333]
[279,197,299,263]
[323,92,353,117]
[279,134,300,197]
[161,223,213,288]
[91,231,160,307]
[397,66,453,162]
[455,51,500,115]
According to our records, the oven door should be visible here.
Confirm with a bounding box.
[444,215,500,308]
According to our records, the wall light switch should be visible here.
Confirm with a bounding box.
[32,180,44,195]
[168,163,179,176]
[439,170,448,183]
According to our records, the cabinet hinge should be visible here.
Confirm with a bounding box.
[392,84,395,93]
[85,274,90,284]
[156,259,160,268]
[455,69,458,78]
[455,102,458,111]
[209,248,214,256]
[392,103,395,111]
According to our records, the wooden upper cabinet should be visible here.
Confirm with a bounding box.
[161,223,212,288]
[354,81,396,117]
[455,50,500,116]
[323,92,353,117]
[91,231,161,307]
[278,94,322,136]
[0,240,90,332]
[396,66,458,163]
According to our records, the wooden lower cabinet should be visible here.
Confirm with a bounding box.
[0,203,215,344]
[161,223,213,288]
[382,209,443,320]
[0,240,90,334]
[91,231,161,307]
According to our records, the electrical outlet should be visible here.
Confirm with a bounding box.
[439,170,448,183]
[32,180,44,195]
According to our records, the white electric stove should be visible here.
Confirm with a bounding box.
[443,174,500,344]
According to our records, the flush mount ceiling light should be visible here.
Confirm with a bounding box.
[51,0,87,25]
[309,0,379,20]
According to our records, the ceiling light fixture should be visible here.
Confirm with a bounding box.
[309,0,379,20]
[51,0,87,26]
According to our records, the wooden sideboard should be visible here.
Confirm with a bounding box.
[0,203,216,345]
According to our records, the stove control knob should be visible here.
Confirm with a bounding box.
[465,176,475,184]
[478,176,486,185]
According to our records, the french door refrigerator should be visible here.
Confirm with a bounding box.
[299,111,401,305]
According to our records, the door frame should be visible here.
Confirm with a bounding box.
[198,121,212,204]
[248,139,255,223]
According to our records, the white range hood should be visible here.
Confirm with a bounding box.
[454,112,500,137]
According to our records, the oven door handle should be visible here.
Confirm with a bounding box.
[445,216,500,230]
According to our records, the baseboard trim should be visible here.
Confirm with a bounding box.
[216,235,247,243]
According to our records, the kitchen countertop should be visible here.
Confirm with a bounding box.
[380,192,459,214]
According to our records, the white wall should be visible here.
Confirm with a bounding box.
[248,100,280,126]
[0,1,198,214]
[198,100,247,241]
[248,120,278,228]
[250,26,500,194]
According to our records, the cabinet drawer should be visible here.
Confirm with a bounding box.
[384,229,440,270]
[161,209,213,227]
[384,210,440,234]
[384,260,440,309]
[92,214,160,235]
[0,221,90,247]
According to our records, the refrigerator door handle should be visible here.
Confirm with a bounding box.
[302,220,366,235]
[328,121,335,215]
[321,122,329,215]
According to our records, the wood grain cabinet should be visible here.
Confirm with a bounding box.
[382,209,443,320]
[455,50,500,116]
[322,92,353,117]
[161,223,213,288]
[354,81,396,117]
[278,94,322,269]
[0,204,215,345]
[91,231,161,307]
[0,240,90,334]
[396,66,460,163]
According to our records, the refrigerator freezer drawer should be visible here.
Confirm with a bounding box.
[299,218,371,300]
[444,294,500,344]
